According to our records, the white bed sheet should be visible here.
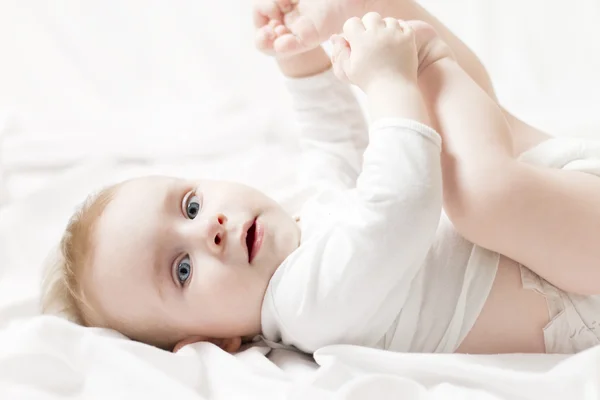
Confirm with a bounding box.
[1,315,598,400]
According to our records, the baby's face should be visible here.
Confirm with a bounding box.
[86,176,300,346]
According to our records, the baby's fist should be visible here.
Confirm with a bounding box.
[256,19,292,55]
[253,0,293,55]
[331,13,419,91]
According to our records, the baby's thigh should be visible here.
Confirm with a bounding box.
[420,99,551,157]
[501,109,552,156]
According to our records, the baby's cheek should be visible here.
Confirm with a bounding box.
[201,268,243,295]
[228,270,264,299]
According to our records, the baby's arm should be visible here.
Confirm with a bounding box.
[256,13,368,194]
[275,43,331,79]
[278,54,369,194]
[263,14,442,352]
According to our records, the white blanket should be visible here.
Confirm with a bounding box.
[0,315,597,399]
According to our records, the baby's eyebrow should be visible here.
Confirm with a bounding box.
[163,181,182,213]
[153,251,166,301]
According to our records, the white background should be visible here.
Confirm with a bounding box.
[1,0,600,200]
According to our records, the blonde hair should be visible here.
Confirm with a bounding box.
[40,184,119,326]
[40,180,181,351]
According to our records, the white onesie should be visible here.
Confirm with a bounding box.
[261,69,499,354]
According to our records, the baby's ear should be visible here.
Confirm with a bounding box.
[172,336,242,353]
[216,337,242,353]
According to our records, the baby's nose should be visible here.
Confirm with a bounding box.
[202,214,227,253]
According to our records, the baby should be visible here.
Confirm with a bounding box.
[42,0,600,355]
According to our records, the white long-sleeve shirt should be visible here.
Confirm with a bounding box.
[261,70,499,354]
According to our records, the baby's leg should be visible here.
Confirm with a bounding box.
[371,0,495,99]
[416,24,600,296]
[282,0,550,152]
[367,0,551,154]
[413,23,513,225]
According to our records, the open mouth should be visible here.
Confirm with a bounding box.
[245,219,257,263]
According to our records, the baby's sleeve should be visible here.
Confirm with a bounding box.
[285,69,368,192]
[262,119,443,353]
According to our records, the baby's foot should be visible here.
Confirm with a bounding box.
[408,21,454,75]
[331,14,421,89]
[275,0,382,54]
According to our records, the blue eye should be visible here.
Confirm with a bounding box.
[186,195,201,219]
[176,255,192,285]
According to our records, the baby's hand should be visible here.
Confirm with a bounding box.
[331,13,418,92]
[253,0,298,56]
[256,19,292,56]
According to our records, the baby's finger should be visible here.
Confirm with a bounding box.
[283,13,320,51]
[330,34,351,83]
[330,34,347,61]
[398,19,414,36]
[273,33,307,54]
[283,8,301,27]
[255,27,275,53]
[275,0,294,13]
[274,24,290,36]
[361,12,385,30]
[331,51,350,83]
[343,17,365,41]
[253,2,283,29]
[330,34,345,48]
[384,17,401,29]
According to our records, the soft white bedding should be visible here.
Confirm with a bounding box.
[1,0,600,399]
[1,315,598,399]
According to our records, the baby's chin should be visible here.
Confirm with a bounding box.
[278,214,302,253]
[258,215,299,273]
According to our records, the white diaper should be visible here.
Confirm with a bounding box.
[520,265,600,353]
[516,137,600,354]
